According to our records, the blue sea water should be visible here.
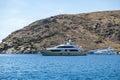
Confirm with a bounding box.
[0,54,120,80]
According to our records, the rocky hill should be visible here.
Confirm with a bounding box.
[0,10,120,53]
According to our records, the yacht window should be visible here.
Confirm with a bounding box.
[50,50,61,52]
[69,50,78,51]
[57,46,74,48]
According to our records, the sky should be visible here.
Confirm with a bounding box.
[0,0,120,42]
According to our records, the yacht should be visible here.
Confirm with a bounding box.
[88,47,117,55]
[40,40,86,56]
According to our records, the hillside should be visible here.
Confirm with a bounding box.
[0,10,120,53]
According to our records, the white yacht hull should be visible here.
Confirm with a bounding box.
[40,50,86,56]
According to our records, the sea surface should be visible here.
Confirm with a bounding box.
[0,54,120,80]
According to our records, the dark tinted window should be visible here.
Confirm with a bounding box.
[69,50,78,51]
[50,50,61,52]
[57,46,74,48]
